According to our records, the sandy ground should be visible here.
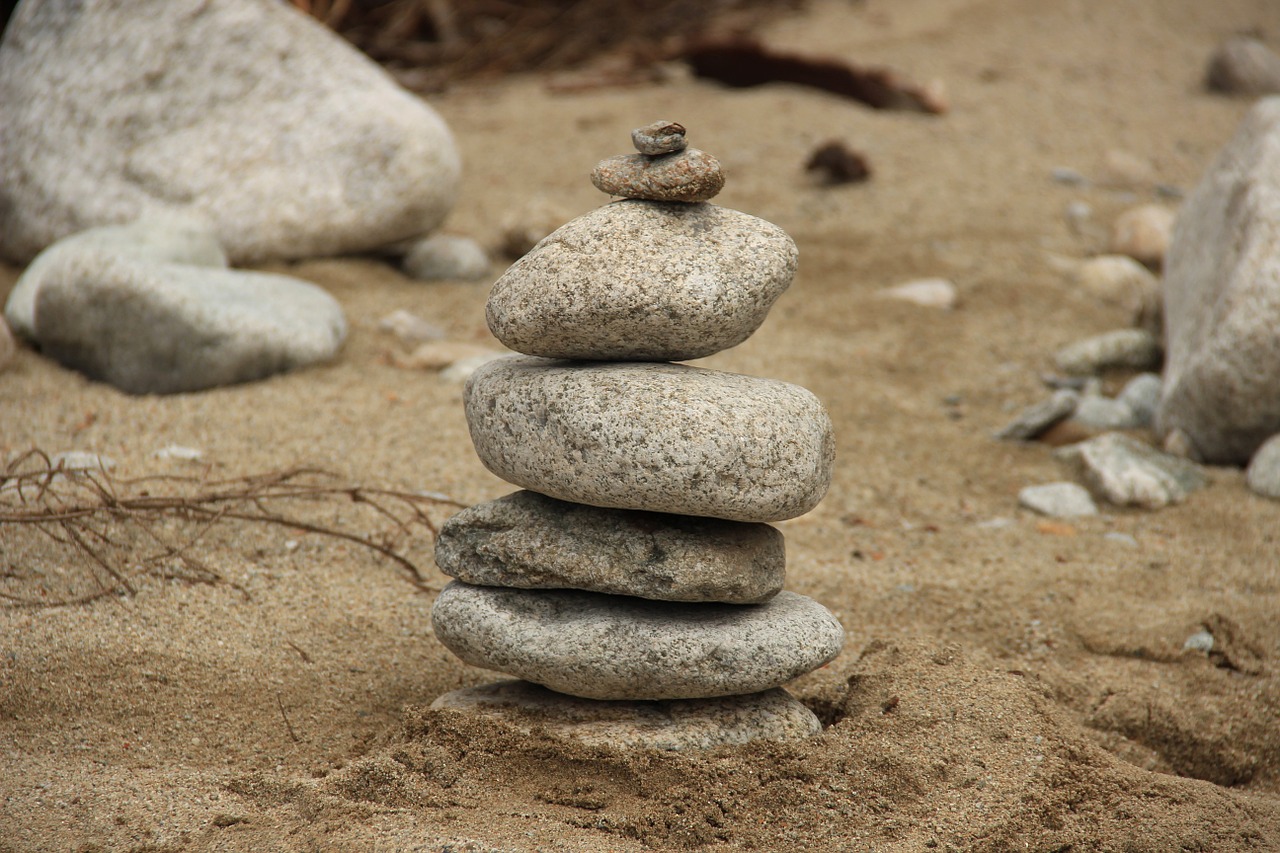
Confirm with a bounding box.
[3,0,1280,850]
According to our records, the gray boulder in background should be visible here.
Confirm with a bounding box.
[1157,97,1280,464]
[0,0,460,265]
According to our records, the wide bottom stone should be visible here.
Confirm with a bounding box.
[430,582,845,700]
[430,679,821,750]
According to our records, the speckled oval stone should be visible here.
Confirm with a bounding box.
[591,149,725,202]
[435,491,785,604]
[463,358,834,522]
[631,120,687,156]
[430,582,845,700]
[486,201,798,361]
[430,680,820,750]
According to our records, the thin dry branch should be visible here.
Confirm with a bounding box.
[0,450,465,608]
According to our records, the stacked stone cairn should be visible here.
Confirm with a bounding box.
[429,122,845,751]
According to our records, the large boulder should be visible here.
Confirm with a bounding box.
[1156,98,1280,464]
[0,0,460,265]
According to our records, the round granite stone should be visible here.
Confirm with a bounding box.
[486,200,797,362]
[463,358,834,522]
[591,149,725,202]
[430,582,845,700]
[431,680,821,750]
[435,491,785,603]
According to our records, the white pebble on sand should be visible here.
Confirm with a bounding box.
[878,278,957,310]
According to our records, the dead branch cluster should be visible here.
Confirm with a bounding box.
[0,449,462,608]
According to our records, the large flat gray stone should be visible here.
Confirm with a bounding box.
[431,680,821,750]
[32,252,346,394]
[430,582,845,701]
[486,201,797,361]
[435,491,785,604]
[1157,97,1280,464]
[464,358,834,522]
[0,0,459,265]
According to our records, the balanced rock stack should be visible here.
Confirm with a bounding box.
[430,122,844,750]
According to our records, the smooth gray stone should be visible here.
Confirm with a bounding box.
[486,201,797,361]
[1071,395,1141,431]
[1245,434,1280,499]
[1054,328,1162,376]
[5,215,226,340]
[995,389,1080,440]
[33,253,346,394]
[435,491,785,604]
[401,234,490,282]
[1017,482,1098,518]
[0,0,459,265]
[1157,98,1280,464]
[1055,432,1207,509]
[464,358,834,522]
[431,680,820,751]
[430,582,845,701]
[1207,36,1280,96]
[1116,373,1163,427]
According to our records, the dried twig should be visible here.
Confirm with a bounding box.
[0,450,464,608]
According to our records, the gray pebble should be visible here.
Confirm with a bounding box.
[1206,36,1280,96]
[1054,329,1162,376]
[430,583,845,700]
[591,149,725,203]
[435,491,785,604]
[1055,432,1207,509]
[1116,373,1163,427]
[32,251,346,394]
[401,234,490,282]
[486,200,797,361]
[431,680,819,751]
[1245,434,1280,499]
[631,121,688,156]
[1017,482,1098,518]
[377,309,446,346]
[995,389,1080,440]
[1071,395,1142,431]
[1182,630,1215,653]
[464,358,834,522]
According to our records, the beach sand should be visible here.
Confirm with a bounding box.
[3,0,1279,849]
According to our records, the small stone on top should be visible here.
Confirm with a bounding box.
[632,120,687,156]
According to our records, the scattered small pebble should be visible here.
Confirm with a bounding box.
[1054,328,1162,375]
[1051,167,1088,186]
[1072,255,1161,326]
[1055,432,1207,509]
[1070,395,1142,431]
[995,389,1079,441]
[441,352,507,383]
[1103,531,1138,547]
[1116,373,1162,427]
[1100,149,1157,188]
[397,341,504,371]
[976,516,1015,530]
[1206,35,1280,96]
[153,444,203,462]
[1245,433,1280,499]
[51,451,116,472]
[496,196,572,260]
[1063,201,1093,233]
[631,120,687,156]
[401,234,490,282]
[1018,482,1098,518]
[1110,204,1176,268]
[805,140,872,185]
[878,278,956,310]
[377,309,446,347]
[1182,629,1215,653]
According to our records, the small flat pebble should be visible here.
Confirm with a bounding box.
[1071,395,1142,431]
[1183,630,1215,653]
[878,278,957,310]
[464,358,834,522]
[1055,432,1207,509]
[441,352,506,384]
[1110,204,1175,267]
[1116,373,1163,427]
[1018,482,1098,518]
[591,149,725,203]
[402,234,490,282]
[398,341,504,371]
[487,201,796,361]
[631,121,687,156]
[431,583,844,700]
[435,491,785,604]
[1054,328,1162,376]
[153,444,203,462]
[995,389,1080,440]
[1051,167,1088,186]
[431,680,819,750]
[377,309,446,346]
[1245,434,1280,499]
[1103,532,1138,547]
[51,451,115,472]
[1072,255,1161,325]
[1206,36,1280,95]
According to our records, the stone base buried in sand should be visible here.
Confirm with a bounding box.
[430,680,821,750]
